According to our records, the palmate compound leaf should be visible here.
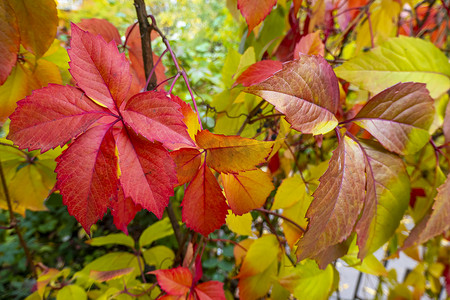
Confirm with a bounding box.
[181,161,229,236]
[195,129,274,173]
[8,23,193,233]
[237,0,277,34]
[334,36,450,99]
[297,134,366,261]
[76,18,121,45]
[245,55,339,135]
[355,140,410,259]
[402,174,450,249]
[352,82,435,155]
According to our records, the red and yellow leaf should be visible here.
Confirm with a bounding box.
[8,84,108,152]
[237,0,277,33]
[181,162,229,236]
[353,82,435,155]
[195,130,273,173]
[297,135,366,261]
[68,24,132,110]
[55,124,118,233]
[246,55,339,135]
[222,169,274,215]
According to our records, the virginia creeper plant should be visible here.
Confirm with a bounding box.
[0,0,449,299]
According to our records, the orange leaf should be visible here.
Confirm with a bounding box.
[294,31,324,57]
[0,0,19,85]
[150,267,193,296]
[9,0,57,58]
[222,169,274,215]
[195,130,274,173]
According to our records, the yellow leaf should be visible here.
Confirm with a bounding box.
[226,210,253,236]
[272,174,307,209]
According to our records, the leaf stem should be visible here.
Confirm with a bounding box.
[254,208,306,233]
[0,161,37,279]
[144,48,168,91]
[148,15,203,130]
[236,100,265,135]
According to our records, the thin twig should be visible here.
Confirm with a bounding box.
[208,238,248,251]
[0,161,37,278]
[284,141,310,193]
[255,208,306,233]
[237,100,265,135]
[144,48,168,91]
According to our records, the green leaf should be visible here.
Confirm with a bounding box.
[74,252,141,287]
[142,245,175,270]
[353,82,435,155]
[57,285,87,300]
[278,259,336,300]
[87,233,135,248]
[139,218,173,248]
[335,36,450,99]
[355,140,410,257]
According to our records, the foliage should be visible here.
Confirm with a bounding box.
[0,0,450,299]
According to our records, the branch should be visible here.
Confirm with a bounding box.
[133,0,157,90]
[255,208,306,233]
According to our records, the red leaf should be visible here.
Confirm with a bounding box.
[234,60,282,87]
[116,128,177,219]
[55,123,118,234]
[194,281,226,300]
[170,148,202,186]
[237,0,277,34]
[297,134,366,261]
[121,91,194,149]
[182,162,229,236]
[111,186,142,235]
[68,24,132,110]
[76,18,121,45]
[246,55,339,135]
[0,0,19,85]
[8,84,109,152]
[150,267,193,296]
